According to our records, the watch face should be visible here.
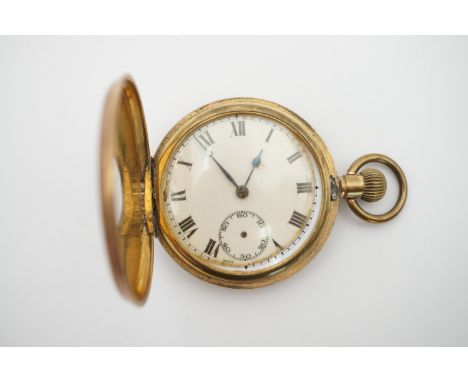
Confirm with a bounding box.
[160,112,324,276]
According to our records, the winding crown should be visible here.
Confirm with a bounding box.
[360,168,387,202]
[339,167,387,202]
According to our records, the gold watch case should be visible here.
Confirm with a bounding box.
[100,76,407,304]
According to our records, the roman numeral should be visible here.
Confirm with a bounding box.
[272,239,283,251]
[265,128,274,142]
[231,121,246,136]
[178,215,197,233]
[195,131,214,150]
[186,227,198,238]
[296,182,313,194]
[287,151,301,164]
[178,216,198,238]
[288,210,308,229]
[204,238,220,257]
[177,160,192,169]
[171,190,186,201]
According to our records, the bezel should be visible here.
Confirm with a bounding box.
[154,98,339,288]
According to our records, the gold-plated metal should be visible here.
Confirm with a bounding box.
[154,98,339,289]
[360,168,387,202]
[339,168,387,202]
[341,154,407,223]
[100,76,154,304]
[340,174,365,199]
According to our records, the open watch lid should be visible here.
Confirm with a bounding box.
[100,76,155,304]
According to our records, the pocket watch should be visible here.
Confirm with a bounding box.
[100,76,407,304]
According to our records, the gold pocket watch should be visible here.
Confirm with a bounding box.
[100,76,407,304]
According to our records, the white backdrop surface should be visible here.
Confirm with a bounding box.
[0,36,467,346]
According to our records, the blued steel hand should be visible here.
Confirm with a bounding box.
[243,149,263,187]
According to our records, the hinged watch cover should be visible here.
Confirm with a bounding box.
[100,76,155,304]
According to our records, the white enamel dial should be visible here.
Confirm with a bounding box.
[162,114,323,274]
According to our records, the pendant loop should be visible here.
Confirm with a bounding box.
[341,154,407,223]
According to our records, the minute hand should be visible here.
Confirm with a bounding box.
[208,152,239,189]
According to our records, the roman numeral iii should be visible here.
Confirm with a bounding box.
[171,190,186,201]
[288,210,308,229]
[231,121,246,136]
[296,182,312,194]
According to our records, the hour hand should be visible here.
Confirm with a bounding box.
[244,149,263,187]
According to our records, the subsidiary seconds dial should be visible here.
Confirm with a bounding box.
[218,210,270,261]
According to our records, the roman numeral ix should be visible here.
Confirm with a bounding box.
[288,210,308,229]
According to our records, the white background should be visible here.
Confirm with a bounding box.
[0,36,467,346]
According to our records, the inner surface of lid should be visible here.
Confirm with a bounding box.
[100,76,154,304]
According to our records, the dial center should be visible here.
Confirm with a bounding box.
[236,185,249,199]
